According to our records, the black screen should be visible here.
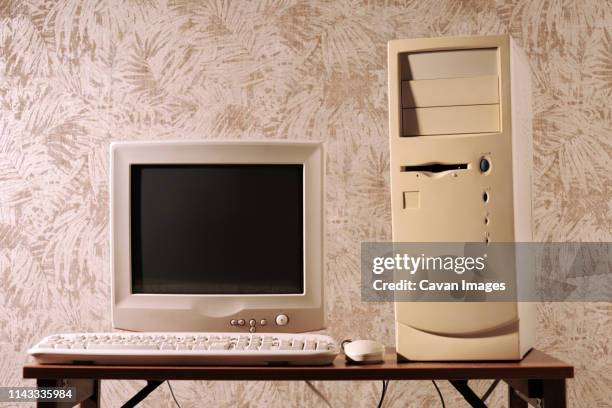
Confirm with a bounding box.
[130,164,304,294]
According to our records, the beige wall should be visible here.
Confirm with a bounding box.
[1,0,610,406]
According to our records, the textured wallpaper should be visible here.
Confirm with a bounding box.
[0,0,610,407]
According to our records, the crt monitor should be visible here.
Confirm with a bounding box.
[110,141,325,333]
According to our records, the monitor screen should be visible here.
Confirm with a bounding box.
[130,164,304,295]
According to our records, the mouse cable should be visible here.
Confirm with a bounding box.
[167,381,182,408]
[432,380,446,408]
[305,380,333,407]
[306,377,388,408]
[377,379,389,408]
[342,340,389,408]
[341,339,352,351]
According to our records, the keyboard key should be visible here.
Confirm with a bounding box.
[210,343,230,350]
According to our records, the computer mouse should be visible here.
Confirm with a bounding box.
[343,340,385,364]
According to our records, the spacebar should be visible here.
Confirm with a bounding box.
[86,344,159,350]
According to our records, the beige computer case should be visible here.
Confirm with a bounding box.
[388,35,535,360]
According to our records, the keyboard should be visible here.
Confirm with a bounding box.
[28,332,339,366]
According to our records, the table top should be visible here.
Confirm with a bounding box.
[23,349,573,381]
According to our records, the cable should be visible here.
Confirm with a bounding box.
[343,339,389,408]
[341,339,352,351]
[305,380,332,407]
[432,380,446,408]
[377,380,389,408]
[167,381,182,408]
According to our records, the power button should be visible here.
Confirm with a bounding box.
[275,314,289,326]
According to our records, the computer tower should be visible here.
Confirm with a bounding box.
[387,35,535,360]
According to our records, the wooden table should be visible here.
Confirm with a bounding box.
[23,348,573,408]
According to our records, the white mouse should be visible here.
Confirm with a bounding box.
[343,340,385,364]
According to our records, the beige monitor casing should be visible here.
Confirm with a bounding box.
[388,35,535,360]
[110,140,325,333]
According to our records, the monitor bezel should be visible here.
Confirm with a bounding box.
[111,140,324,332]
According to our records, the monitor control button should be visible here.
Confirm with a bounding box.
[249,319,256,327]
[275,314,289,326]
[260,319,267,326]
[230,319,237,326]
[237,319,245,326]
